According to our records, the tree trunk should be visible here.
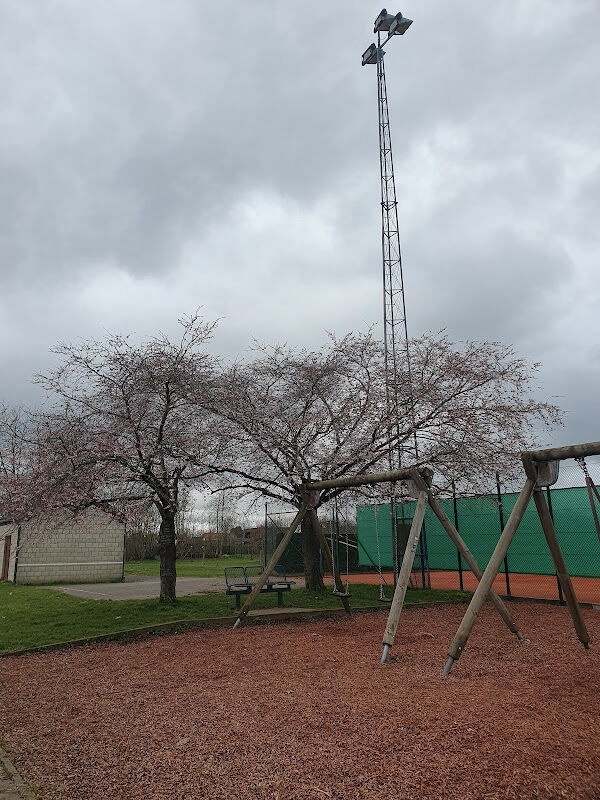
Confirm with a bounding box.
[301,512,324,591]
[158,511,177,603]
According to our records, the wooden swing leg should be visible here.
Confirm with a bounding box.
[410,471,523,642]
[531,487,590,649]
[381,490,428,662]
[309,508,351,614]
[443,478,535,675]
[233,502,308,629]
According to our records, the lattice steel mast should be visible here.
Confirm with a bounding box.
[362,10,416,473]
[363,11,429,589]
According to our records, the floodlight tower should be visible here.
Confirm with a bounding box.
[362,10,414,476]
[363,10,429,589]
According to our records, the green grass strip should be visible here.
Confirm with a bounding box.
[124,556,260,578]
[0,583,471,654]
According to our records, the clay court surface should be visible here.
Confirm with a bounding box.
[325,570,600,605]
[1,603,600,800]
[429,570,600,605]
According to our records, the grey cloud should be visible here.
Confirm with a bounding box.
[0,0,599,449]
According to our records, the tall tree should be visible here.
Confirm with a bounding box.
[0,406,33,519]
[2,314,222,603]
[209,330,561,590]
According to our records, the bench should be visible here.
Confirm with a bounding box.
[224,566,295,609]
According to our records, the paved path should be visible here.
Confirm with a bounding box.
[47,575,228,600]
[48,575,309,601]
[0,746,32,800]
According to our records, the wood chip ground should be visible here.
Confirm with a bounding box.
[1,602,599,799]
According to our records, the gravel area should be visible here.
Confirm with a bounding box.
[1,602,599,800]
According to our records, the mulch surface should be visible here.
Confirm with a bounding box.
[1,603,600,800]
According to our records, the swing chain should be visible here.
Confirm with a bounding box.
[576,455,600,547]
[576,457,591,480]
[330,500,351,598]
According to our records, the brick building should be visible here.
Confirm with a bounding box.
[0,509,125,584]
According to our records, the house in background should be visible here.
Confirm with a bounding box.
[0,508,125,584]
[239,526,264,546]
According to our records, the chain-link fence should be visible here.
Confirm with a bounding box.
[263,500,428,591]
[354,500,430,590]
[264,503,365,577]
[357,458,600,605]
[263,508,304,574]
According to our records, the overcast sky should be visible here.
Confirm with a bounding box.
[1,0,599,447]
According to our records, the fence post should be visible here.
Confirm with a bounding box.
[420,519,430,589]
[263,503,268,569]
[452,481,464,591]
[545,486,565,606]
[391,497,398,590]
[496,473,512,598]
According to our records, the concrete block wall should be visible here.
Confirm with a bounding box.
[15,509,125,585]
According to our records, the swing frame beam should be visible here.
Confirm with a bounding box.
[443,440,600,675]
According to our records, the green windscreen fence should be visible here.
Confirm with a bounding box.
[357,487,600,578]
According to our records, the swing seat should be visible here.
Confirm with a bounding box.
[332,589,352,598]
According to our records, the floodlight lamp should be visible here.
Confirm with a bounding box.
[361,43,380,66]
[374,9,396,33]
[389,12,413,36]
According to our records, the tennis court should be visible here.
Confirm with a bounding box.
[325,570,600,605]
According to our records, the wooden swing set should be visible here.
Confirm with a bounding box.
[442,440,599,674]
[232,464,526,663]
[234,440,599,675]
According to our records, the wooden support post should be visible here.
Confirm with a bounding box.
[410,471,523,641]
[522,459,591,649]
[233,502,308,628]
[442,478,535,675]
[531,488,590,648]
[309,508,351,614]
[381,490,428,661]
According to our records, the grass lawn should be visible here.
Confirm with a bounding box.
[124,556,260,578]
[0,582,472,654]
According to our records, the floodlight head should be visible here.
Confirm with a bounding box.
[361,43,380,66]
[389,12,413,36]
[374,9,396,33]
